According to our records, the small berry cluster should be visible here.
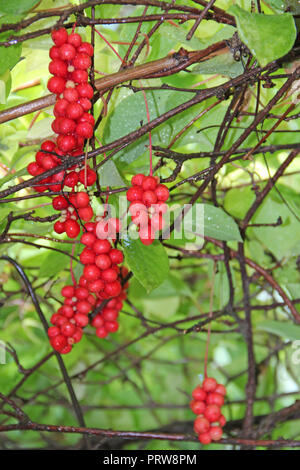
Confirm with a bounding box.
[49,28,94,153]
[91,267,129,339]
[52,190,94,238]
[126,174,169,245]
[190,377,226,445]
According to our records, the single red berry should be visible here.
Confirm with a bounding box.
[58,117,76,135]
[41,155,57,170]
[73,53,91,70]
[109,249,124,265]
[72,69,88,83]
[88,279,105,293]
[72,327,83,343]
[203,377,217,393]
[207,392,224,407]
[65,219,80,238]
[101,268,118,283]
[75,286,89,300]
[50,334,67,351]
[105,320,119,333]
[131,173,145,186]
[93,239,111,254]
[102,308,119,321]
[49,45,60,60]
[78,206,93,222]
[54,98,69,117]
[80,247,96,265]
[127,186,143,202]
[219,415,226,427]
[142,176,157,191]
[61,322,76,337]
[204,404,221,423]
[77,42,94,56]
[198,432,212,445]
[61,285,75,298]
[190,400,206,415]
[41,140,56,152]
[60,344,72,354]
[95,254,111,270]
[48,326,60,338]
[74,313,89,327]
[96,326,108,338]
[155,184,169,202]
[57,134,76,152]
[150,213,165,231]
[81,232,96,246]
[193,416,210,434]
[78,112,95,126]
[91,314,104,328]
[76,83,94,99]
[61,305,74,318]
[51,28,68,46]
[78,167,97,186]
[64,171,78,188]
[68,33,82,48]
[78,97,91,111]
[49,59,68,77]
[215,384,226,396]
[142,190,157,207]
[54,220,65,234]
[83,264,101,281]
[79,276,88,288]
[47,76,66,94]
[104,280,122,297]
[63,87,79,103]
[76,301,92,315]
[139,224,155,245]
[66,102,84,120]
[209,426,223,441]
[27,162,41,176]
[59,43,76,61]
[75,191,90,208]
[76,122,94,139]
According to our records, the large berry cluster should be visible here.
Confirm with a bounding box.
[27,27,96,194]
[126,174,169,245]
[52,190,94,238]
[190,377,226,445]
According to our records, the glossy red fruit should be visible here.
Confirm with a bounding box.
[74,313,89,327]
[78,206,93,222]
[78,168,97,186]
[27,162,41,176]
[48,326,60,338]
[77,42,94,56]
[204,404,221,423]
[105,320,119,333]
[75,191,90,208]
[95,254,111,270]
[41,155,57,170]
[93,239,111,254]
[76,122,93,139]
[72,327,83,343]
[142,176,157,191]
[54,220,65,234]
[78,112,95,126]
[73,53,91,70]
[61,285,75,298]
[109,249,124,265]
[80,247,95,265]
[57,134,76,152]
[101,268,118,283]
[207,392,224,407]
[72,69,89,83]
[76,301,92,315]
[150,213,165,231]
[58,117,76,135]
[96,326,108,338]
[131,174,145,186]
[202,377,217,393]
[198,432,212,445]
[49,59,68,77]
[68,33,82,48]
[47,76,66,94]
[78,97,91,111]
[209,426,223,441]
[190,400,206,415]
[59,43,76,61]
[54,98,69,117]
[91,314,104,328]
[60,344,72,354]
[215,384,226,396]
[76,83,94,99]
[83,264,101,281]
[49,45,60,60]
[142,190,157,207]
[219,415,226,427]
[88,279,105,293]
[61,322,76,337]
[104,280,122,297]
[102,308,118,321]
[155,184,169,202]
[75,286,89,300]
[64,171,78,188]
[41,140,56,152]
[51,28,68,46]
[81,232,96,246]
[63,87,79,103]
[66,102,84,120]
[50,334,67,351]
[65,219,80,238]
[194,416,210,434]
[127,186,143,202]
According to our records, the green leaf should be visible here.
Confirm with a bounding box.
[122,234,169,292]
[98,160,125,187]
[257,320,300,341]
[230,5,297,66]
[0,0,40,14]
[38,251,70,278]
[0,15,23,75]
[184,204,242,242]
[192,52,244,78]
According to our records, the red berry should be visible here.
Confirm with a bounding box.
[131,173,145,186]
[194,416,210,434]
[95,254,111,270]
[65,219,80,238]
[155,184,169,202]
[91,314,104,328]
[80,247,95,265]
[105,320,119,333]
[57,134,76,152]
[93,239,111,254]
[54,98,69,117]
[101,268,118,283]
[47,76,66,94]
[72,327,83,343]
[78,206,93,222]
[76,83,94,99]
[75,286,89,300]
[76,122,93,139]
[81,232,96,246]
[49,59,68,77]
[78,112,95,126]
[75,191,90,208]
[109,249,124,265]
[203,377,217,393]
[61,322,76,337]
[58,117,76,135]
[74,313,89,327]
[83,264,101,281]
[190,400,206,415]
[73,53,91,70]
[207,392,224,407]
[96,326,108,338]
[60,344,72,354]
[63,87,79,103]
[27,162,41,176]
[76,301,92,315]
[48,326,60,338]
[64,171,78,188]
[198,432,212,445]
[215,384,226,396]
[41,140,56,152]
[139,224,155,245]
[77,42,94,56]
[72,69,89,83]
[219,415,226,427]
[78,97,91,111]
[59,43,76,61]
[127,186,143,202]
[54,220,65,234]
[209,426,223,441]
[51,28,68,47]
[61,285,75,298]
[49,45,60,60]
[66,102,84,120]
[142,176,157,191]
[88,279,105,293]
[68,33,82,48]
[104,280,121,297]
[102,308,118,321]
[150,213,165,231]
[204,404,221,423]
[78,168,97,186]
[142,190,157,207]
[50,334,67,351]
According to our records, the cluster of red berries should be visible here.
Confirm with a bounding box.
[190,377,226,445]
[126,174,169,245]
[48,28,94,153]
[52,190,94,238]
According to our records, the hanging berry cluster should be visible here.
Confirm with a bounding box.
[126,174,170,245]
[190,377,226,445]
